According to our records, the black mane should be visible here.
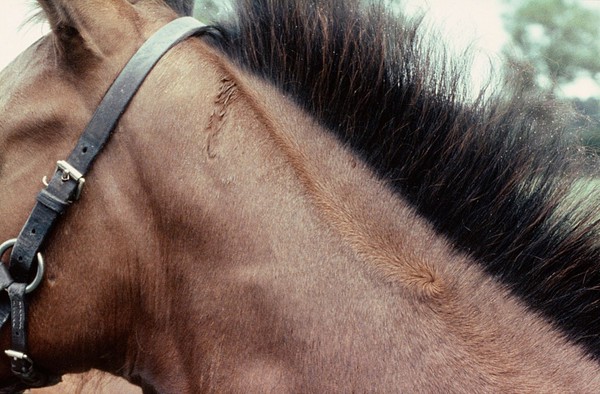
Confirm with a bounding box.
[205,0,600,358]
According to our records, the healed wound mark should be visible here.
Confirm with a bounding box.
[207,77,238,158]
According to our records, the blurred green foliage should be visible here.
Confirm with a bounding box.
[502,0,600,153]
[503,0,600,94]
[193,0,232,23]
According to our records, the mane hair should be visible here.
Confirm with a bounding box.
[162,0,194,16]
[202,0,600,358]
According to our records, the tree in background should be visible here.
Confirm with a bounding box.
[502,0,600,96]
[502,0,600,153]
[194,0,231,23]
[574,97,600,153]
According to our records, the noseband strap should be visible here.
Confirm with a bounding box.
[0,16,214,390]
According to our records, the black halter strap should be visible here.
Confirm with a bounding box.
[0,16,211,390]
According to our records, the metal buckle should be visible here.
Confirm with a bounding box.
[4,350,33,364]
[56,160,85,200]
[43,161,85,201]
[4,349,35,379]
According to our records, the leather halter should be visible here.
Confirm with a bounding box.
[0,16,213,391]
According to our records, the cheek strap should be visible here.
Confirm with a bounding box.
[0,16,219,391]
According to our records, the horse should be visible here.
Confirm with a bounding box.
[0,0,599,392]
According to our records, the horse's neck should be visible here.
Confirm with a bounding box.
[119,44,600,392]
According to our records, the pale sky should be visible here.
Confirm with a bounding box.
[0,0,48,70]
[0,0,598,97]
[0,0,508,72]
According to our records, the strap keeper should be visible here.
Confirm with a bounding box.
[36,189,70,214]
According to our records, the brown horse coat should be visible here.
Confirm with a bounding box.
[0,0,596,392]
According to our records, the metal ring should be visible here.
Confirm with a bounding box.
[0,238,45,294]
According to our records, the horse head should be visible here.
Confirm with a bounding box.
[0,1,218,391]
